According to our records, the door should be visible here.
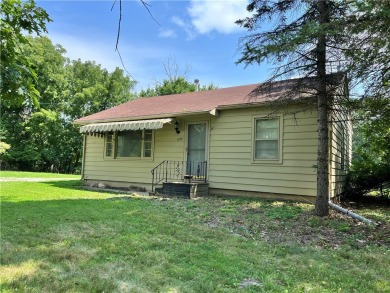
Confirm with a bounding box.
[187,123,207,178]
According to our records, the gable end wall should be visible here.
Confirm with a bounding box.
[329,89,352,198]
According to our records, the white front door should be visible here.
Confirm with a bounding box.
[186,122,207,177]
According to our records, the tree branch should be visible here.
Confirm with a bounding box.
[111,0,160,82]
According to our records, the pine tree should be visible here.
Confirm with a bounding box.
[237,0,351,216]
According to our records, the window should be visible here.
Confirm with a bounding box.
[143,129,153,157]
[254,117,280,161]
[117,130,142,157]
[105,132,113,157]
[105,129,153,158]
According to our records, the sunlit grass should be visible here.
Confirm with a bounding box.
[1,180,389,292]
[0,180,126,202]
[0,260,41,284]
[0,170,80,179]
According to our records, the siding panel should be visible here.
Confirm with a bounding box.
[83,104,320,197]
[208,106,318,197]
[83,124,184,185]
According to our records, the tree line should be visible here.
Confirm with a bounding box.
[0,36,137,173]
[0,35,215,173]
[1,0,388,214]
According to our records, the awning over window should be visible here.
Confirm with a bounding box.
[80,118,172,134]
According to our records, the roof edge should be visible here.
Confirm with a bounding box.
[73,100,295,125]
[73,110,211,125]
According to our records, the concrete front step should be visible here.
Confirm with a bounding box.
[155,181,209,198]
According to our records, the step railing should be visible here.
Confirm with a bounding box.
[151,160,207,192]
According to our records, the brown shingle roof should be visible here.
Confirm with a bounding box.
[73,77,324,125]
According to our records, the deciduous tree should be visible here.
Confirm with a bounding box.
[139,59,217,97]
[348,97,390,197]
[0,0,51,107]
[1,36,136,173]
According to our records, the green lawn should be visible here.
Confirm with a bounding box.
[1,179,389,292]
[0,171,80,179]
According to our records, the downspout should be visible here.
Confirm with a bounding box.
[328,201,378,226]
[81,134,87,180]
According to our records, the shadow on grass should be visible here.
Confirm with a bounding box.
[1,196,389,292]
[41,179,85,189]
[41,180,142,196]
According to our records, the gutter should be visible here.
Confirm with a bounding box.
[328,201,378,226]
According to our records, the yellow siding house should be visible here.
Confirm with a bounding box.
[74,76,351,202]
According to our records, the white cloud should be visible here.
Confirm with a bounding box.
[188,0,250,34]
[171,16,197,40]
[158,28,177,38]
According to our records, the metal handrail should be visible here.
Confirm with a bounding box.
[151,160,207,192]
[151,160,167,193]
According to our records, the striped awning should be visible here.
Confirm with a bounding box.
[80,118,172,134]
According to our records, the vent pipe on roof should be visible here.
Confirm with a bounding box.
[194,79,199,92]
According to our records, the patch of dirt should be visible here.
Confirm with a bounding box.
[258,211,387,249]
[154,196,390,249]
[202,204,389,249]
[341,195,390,208]
[293,211,389,248]
[238,278,262,289]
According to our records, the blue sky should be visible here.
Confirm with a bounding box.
[37,0,271,92]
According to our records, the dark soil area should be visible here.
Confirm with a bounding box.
[158,196,390,250]
[341,195,390,209]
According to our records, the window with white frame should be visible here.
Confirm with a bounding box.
[105,132,114,157]
[105,129,153,158]
[254,117,280,160]
[143,129,153,157]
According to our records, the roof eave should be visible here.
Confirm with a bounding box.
[73,98,311,126]
[215,101,268,111]
[72,110,212,125]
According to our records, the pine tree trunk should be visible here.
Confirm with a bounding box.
[315,0,330,216]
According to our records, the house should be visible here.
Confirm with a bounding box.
[74,76,352,202]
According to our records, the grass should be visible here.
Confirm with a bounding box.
[0,171,80,179]
[1,179,389,292]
